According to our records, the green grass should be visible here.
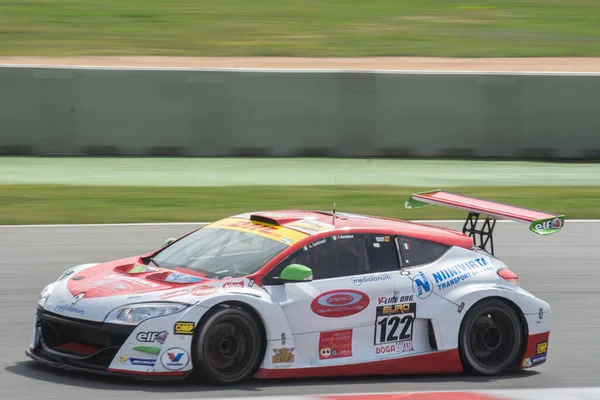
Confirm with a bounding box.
[0,185,597,225]
[1,1,599,57]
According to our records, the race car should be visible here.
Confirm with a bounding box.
[26,190,562,384]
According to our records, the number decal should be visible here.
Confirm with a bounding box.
[374,303,416,345]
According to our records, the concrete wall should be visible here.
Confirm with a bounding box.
[1,67,599,158]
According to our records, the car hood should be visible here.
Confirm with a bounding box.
[43,256,254,322]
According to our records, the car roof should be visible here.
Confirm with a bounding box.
[232,210,473,249]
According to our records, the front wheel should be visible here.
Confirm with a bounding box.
[458,298,524,375]
[192,305,264,385]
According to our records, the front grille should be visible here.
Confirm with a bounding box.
[35,307,135,369]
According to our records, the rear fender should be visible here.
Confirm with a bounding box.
[430,283,549,351]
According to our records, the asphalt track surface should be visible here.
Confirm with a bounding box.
[0,221,596,400]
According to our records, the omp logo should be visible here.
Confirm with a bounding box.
[310,290,370,318]
[537,341,548,355]
[412,271,432,299]
[173,321,194,335]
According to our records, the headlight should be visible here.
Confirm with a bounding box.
[104,302,188,326]
[38,282,57,307]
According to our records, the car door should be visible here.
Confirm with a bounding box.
[263,233,400,364]
[384,235,453,358]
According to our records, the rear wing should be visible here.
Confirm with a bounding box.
[406,190,564,255]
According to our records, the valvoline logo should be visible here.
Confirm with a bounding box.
[311,290,370,318]
[160,347,190,371]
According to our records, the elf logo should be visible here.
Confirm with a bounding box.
[534,217,562,232]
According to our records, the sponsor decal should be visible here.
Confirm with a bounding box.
[160,347,190,371]
[285,219,335,235]
[191,285,218,296]
[54,302,85,315]
[71,293,85,304]
[412,271,432,299]
[272,347,295,364]
[160,288,189,300]
[121,357,156,367]
[128,264,159,274]
[533,217,563,233]
[375,340,414,355]
[302,238,327,251]
[374,303,416,346]
[255,212,286,218]
[537,341,548,355]
[132,346,161,355]
[136,331,168,344]
[222,281,244,289]
[165,272,203,284]
[310,290,370,318]
[523,354,547,368]
[82,278,131,293]
[120,275,162,289]
[209,217,308,246]
[319,329,352,360]
[375,236,390,243]
[351,274,392,287]
[377,295,414,305]
[432,257,492,291]
[173,321,195,335]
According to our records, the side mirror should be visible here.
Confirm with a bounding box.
[276,264,313,283]
[162,237,176,247]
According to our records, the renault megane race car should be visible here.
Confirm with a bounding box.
[26,190,562,384]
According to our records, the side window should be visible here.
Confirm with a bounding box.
[264,234,371,284]
[397,236,449,268]
[367,235,401,273]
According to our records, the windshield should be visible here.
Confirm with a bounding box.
[152,224,293,279]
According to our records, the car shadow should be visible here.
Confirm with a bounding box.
[5,361,539,394]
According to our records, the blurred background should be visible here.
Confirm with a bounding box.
[0,0,599,224]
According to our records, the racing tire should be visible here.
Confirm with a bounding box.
[458,298,524,376]
[192,305,264,385]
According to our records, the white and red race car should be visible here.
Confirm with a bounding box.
[27,190,561,384]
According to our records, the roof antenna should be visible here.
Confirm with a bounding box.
[332,173,337,225]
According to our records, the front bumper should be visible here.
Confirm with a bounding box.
[25,348,190,380]
[28,307,191,379]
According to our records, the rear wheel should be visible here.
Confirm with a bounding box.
[458,298,524,375]
[192,305,264,385]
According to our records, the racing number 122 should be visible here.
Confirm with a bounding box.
[374,303,416,345]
